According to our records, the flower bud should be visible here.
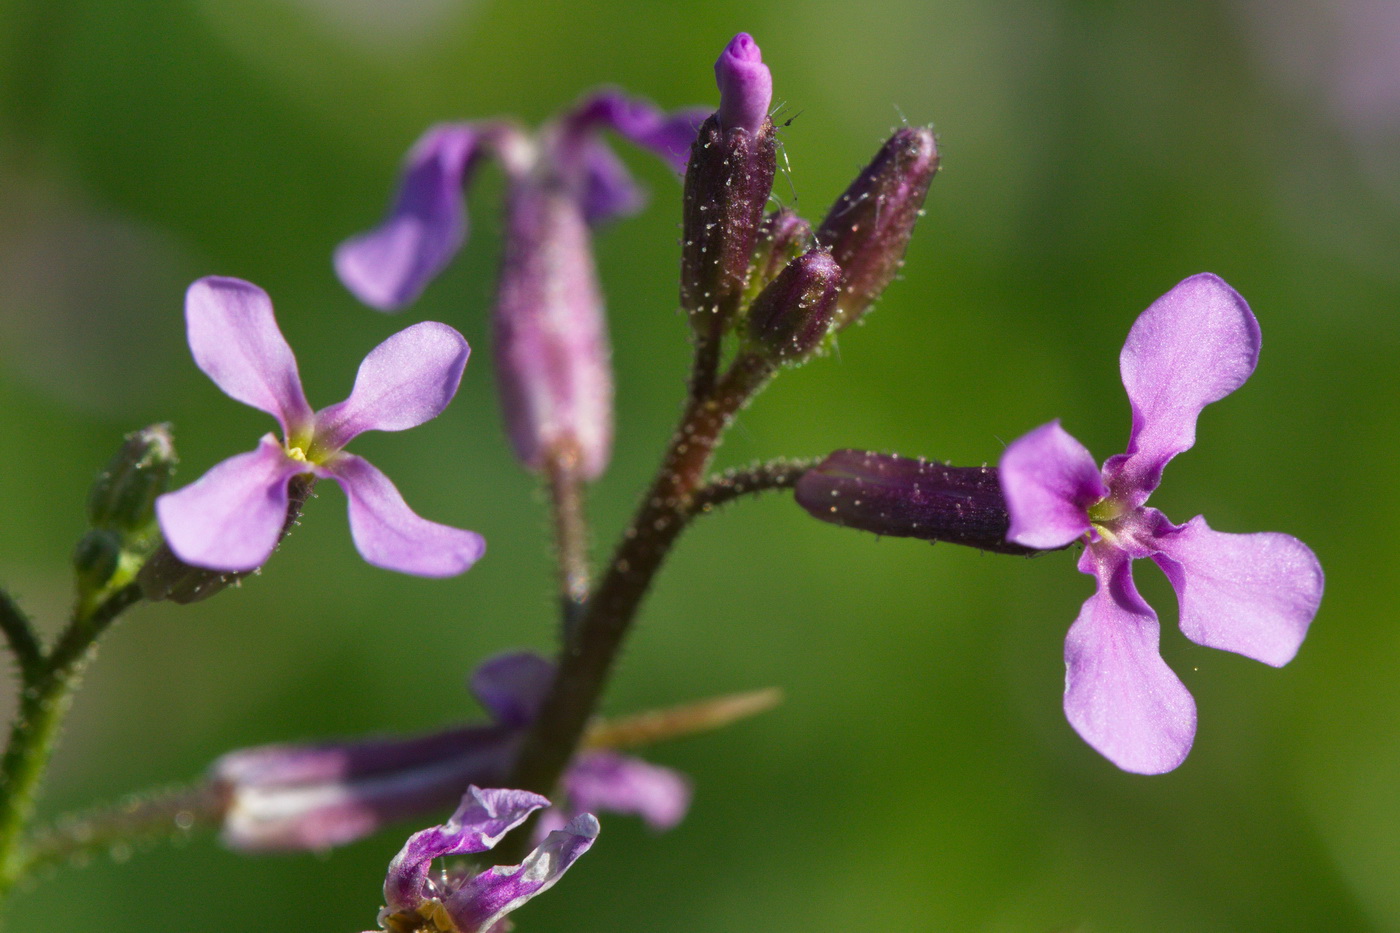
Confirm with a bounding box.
[795,450,1036,555]
[714,33,772,135]
[743,209,813,305]
[495,175,613,480]
[72,528,122,595]
[681,35,778,334]
[746,248,841,363]
[816,127,938,329]
[86,424,177,534]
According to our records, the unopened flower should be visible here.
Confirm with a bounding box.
[999,273,1323,774]
[213,653,689,852]
[374,786,597,933]
[155,276,484,577]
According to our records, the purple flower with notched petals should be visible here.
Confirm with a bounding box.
[999,273,1323,774]
[213,652,690,853]
[156,276,484,577]
[373,786,597,933]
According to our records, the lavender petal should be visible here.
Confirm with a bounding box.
[1000,420,1107,549]
[1103,274,1261,504]
[335,123,481,311]
[313,322,470,450]
[185,277,314,438]
[714,33,773,135]
[155,435,302,572]
[383,787,549,913]
[445,813,599,932]
[321,453,485,577]
[564,751,691,832]
[1151,514,1323,667]
[1064,546,1197,774]
[568,90,708,172]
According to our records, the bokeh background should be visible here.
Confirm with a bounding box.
[1,0,1397,929]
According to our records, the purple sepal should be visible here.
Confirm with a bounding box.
[470,652,555,728]
[714,33,773,135]
[563,751,691,832]
[746,248,841,362]
[748,209,814,294]
[494,181,614,480]
[797,450,1038,555]
[816,126,939,330]
[382,787,549,914]
[442,812,599,932]
[1065,547,1196,775]
[335,124,483,312]
[212,726,516,853]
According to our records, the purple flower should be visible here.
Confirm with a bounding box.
[213,653,690,852]
[374,785,597,933]
[999,273,1323,774]
[714,32,772,135]
[156,276,484,577]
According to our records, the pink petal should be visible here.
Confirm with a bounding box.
[313,322,470,450]
[1064,546,1197,774]
[320,453,484,577]
[1151,515,1323,667]
[444,813,598,932]
[185,277,314,437]
[155,435,302,571]
[335,123,481,311]
[1000,420,1107,549]
[564,751,692,832]
[382,786,548,913]
[1103,274,1260,503]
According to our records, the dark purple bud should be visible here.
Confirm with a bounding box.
[816,126,939,329]
[746,248,841,363]
[795,450,1037,555]
[495,176,613,481]
[745,209,814,302]
[714,33,772,135]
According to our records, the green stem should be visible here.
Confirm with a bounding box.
[543,443,592,639]
[0,583,142,894]
[0,589,41,684]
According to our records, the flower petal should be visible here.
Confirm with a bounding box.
[212,725,515,853]
[1064,546,1197,774]
[383,786,548,913]
[185,277,314,437]
[445,813,599,932]
[312,322,470,450]
[335,123,481,311]
[1000,420,1107,549]
[575,136,647,224]
[564,751,691,832]
[155,435,302,571]
[1150,515,1322,667]
[470,652,555,728]
[320,453,485,577]
[1103,274,1261,503]
[567,91,707,173]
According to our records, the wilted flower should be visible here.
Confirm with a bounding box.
[155,276,484,577]
[999,273,1324,774]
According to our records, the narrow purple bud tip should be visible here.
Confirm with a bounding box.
[796,450,1038,555]
[715,33,772,135]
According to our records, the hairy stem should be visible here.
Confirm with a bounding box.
[0,583,143,894]
[0,589,41,684]
[544,444,592,637]
[686,458,814,517]
[501,353,776,853]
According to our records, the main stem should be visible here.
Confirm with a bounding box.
[505,354,774,809]
[543,444,591,638]
[0,583,141,894]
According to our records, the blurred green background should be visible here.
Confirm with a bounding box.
[1,0,1396,929]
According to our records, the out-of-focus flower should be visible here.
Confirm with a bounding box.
[373,786,597,933]
[155,276,483,577]
[999,273,1323,774]
[213,653,689,852]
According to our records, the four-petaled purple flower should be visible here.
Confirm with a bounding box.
[156,276,485,577]
[999,273,1324,774]
[373,785,597,933]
